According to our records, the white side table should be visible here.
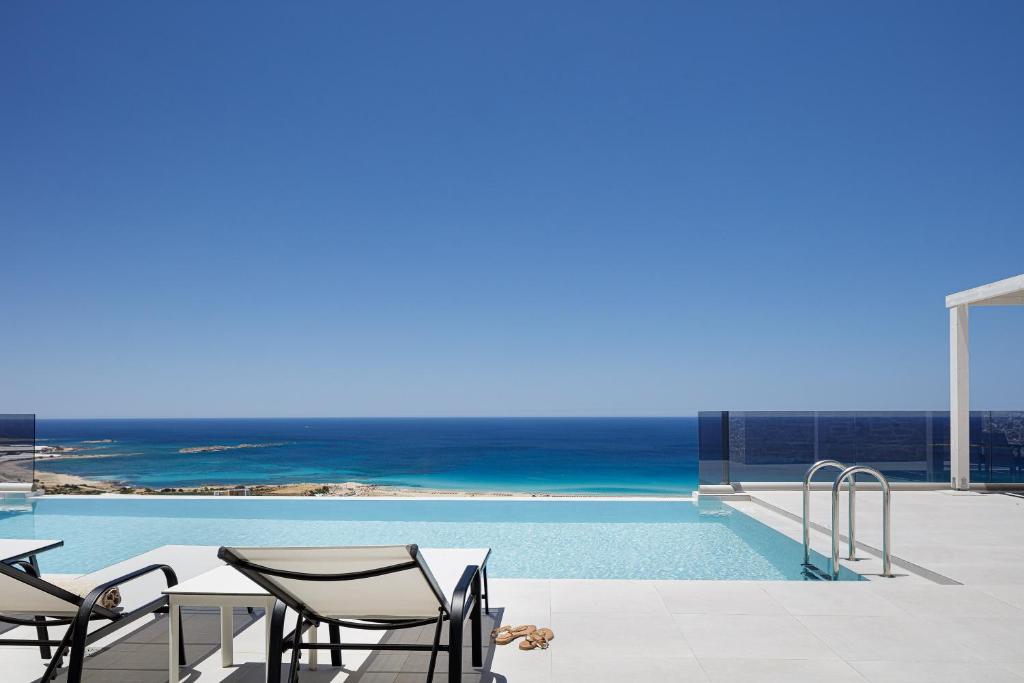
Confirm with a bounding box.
[163,565,317,682]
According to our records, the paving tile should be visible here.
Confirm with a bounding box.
[864,584,1024,620]
[796,615,979,662]
[976,585,1024,610]
[488,644,553,683]
[674,614,836,660]
[393,676,482,683]
[344,675,399,683]
[761,582,905,617]
[552,655,707,682]
[485,578,551,629]
[653,580,786,615]
[923,561,1024,585]
[999,662,1024,679]
[550,579,668,614]
[850,660,1024,682]
[552,611,692,660]
[699,658,867,682]
[922,616,1024,663]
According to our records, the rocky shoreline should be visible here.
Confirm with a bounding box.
[30,469,557,498]
[14,440,574,498]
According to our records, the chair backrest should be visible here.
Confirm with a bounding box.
[218,545,448,620]
[0,561,81,615]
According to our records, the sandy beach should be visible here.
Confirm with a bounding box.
[27,467,557,497]
[12,455,533,497]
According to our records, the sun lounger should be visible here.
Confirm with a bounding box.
[219,544,488,683]
[0,552,183,682]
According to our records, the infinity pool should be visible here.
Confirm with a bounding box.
[0,497,860,580]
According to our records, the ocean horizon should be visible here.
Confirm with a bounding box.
[34,417,699,496]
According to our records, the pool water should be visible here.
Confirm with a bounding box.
[0,498,861,581]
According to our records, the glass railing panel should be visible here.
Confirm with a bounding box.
[0,414,36,487]
[727,411,817,483]
[975,411,1024,483]
[697,411,727,486]
[698,410,1024,484]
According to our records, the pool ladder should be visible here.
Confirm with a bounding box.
[802,460,893,580]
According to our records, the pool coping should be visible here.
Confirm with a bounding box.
[33,493,701,502]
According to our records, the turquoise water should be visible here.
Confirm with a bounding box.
[35,418,698,495]
[0,498,860,580]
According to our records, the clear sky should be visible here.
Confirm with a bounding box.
[2,1,1023,418]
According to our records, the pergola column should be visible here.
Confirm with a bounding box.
[949,304,970,490]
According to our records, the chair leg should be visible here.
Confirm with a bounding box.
[23,560,53,660]
[447,618,463,683]
[288,614,305,683]
[426,613,444,683]
[34,615,52,659]
[483,567,491,615]
[40,628,72,681]
[328,623,342,667]
[65,614,91,683]
[471,572,483,668]
[267,601,288,683]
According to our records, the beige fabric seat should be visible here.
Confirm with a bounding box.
[219,544,489,683]
[1,572,127,615]
[0,569,83,616]
[45,575,122,610]
[220,545,489,619]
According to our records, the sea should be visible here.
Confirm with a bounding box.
[34,418,698,496]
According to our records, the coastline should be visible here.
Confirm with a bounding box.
[30,468,571,498]
[26,419,696,497]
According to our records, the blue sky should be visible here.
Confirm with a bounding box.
[2,1,1023,418]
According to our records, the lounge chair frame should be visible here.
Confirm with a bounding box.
[219,545,483,683]
[0,558,183,682]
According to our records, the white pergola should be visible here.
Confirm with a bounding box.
[946,273,1024,489]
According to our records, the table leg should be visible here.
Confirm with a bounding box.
[307,623,318,670]
[220,606,234,667]
[169,601,180,683]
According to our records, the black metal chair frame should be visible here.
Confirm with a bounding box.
[219,545,483,683]
[0,558,183,682]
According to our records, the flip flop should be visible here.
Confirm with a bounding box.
[491,624,536,645]
[518,627,554,650]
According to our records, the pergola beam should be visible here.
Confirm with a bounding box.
[946,273,1024,307]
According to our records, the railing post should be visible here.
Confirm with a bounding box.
[848,478,856,561]
[832,465,892,579]
[803,460,855,567]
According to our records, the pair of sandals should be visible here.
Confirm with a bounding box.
[491,624,555,651]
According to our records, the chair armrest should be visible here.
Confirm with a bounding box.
[86,563,180,597]
[449,565,479,621]
[7,559,37,577]
[80,564,179,620]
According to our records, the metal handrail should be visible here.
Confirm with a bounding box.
[831,465,892,579]
[802,460,856,567]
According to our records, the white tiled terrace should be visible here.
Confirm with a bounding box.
[7,490,1024,682]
